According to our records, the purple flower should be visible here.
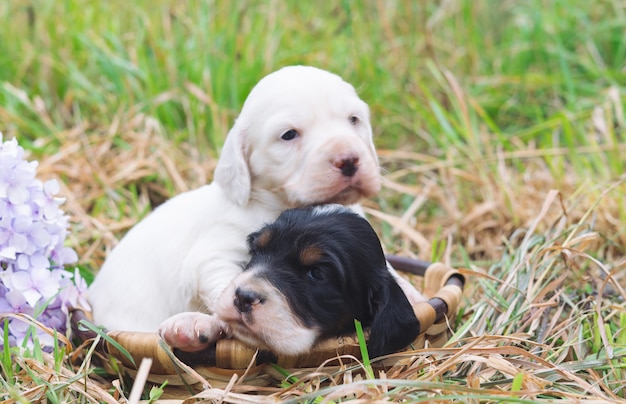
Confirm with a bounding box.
[39,180,64,221]
[0,133,88,350]
[9,268,61,307]
[0,160,38,205]
[58,268,89,313]
[0,288,34,316]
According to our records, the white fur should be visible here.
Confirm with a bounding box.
[214,269,318,356]
[88,66,384,335]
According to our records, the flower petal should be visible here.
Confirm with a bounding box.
[10,270,33,290]
[22,288,42,307]
[30,224,51,248]
[30,253,50,269]
[8,186,30,205]
[9,233,28,253]
[0,246,16,260]
[43,179,60,196]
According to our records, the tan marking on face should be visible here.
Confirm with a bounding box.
[254,228,272,249]
[300,245,323,266]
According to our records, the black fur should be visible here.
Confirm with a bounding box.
[245,205,420,357]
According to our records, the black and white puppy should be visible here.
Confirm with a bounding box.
[214,205,420,358]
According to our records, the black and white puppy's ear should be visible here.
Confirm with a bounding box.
[367,275,420,358]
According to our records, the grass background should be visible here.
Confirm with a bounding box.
[1,0,625,402]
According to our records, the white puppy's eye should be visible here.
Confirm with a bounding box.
[349,115,359,125]
[281,129,299,141]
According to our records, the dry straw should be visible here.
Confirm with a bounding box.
[15,116,624,402]
[70,258,464,398]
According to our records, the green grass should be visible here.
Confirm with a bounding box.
[2,1,624,160]
[1,0,625,402]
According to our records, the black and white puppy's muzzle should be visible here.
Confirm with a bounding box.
[216,205,420,358]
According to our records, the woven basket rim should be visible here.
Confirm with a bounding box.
[72,257,465,378]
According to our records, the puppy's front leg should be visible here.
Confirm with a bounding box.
[158,312,227,352]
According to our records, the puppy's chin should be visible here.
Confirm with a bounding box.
[220,317,318,356]
[286,173,381,207]
[223,322,269,350]
[324,185,373,205]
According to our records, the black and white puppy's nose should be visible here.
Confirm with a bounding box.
[234,287,263,313]
[334,156,360,177]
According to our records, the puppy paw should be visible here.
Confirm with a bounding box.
[158,312,226,352]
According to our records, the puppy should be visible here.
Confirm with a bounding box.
[214,205,420,357]
[88,66,383,333]
[88,66,425,351]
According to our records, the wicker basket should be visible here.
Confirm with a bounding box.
[73,256,464,390]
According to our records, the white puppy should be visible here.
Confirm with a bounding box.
[88,65,422,352]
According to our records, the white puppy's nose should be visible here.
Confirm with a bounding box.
[234,288,263,313]
[333,156,360,177]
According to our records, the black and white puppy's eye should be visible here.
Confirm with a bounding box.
[349,115,359,125]
[281,129,299,141]
[307,267,325,281]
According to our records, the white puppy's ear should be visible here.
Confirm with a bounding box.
[213,123,251,206]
